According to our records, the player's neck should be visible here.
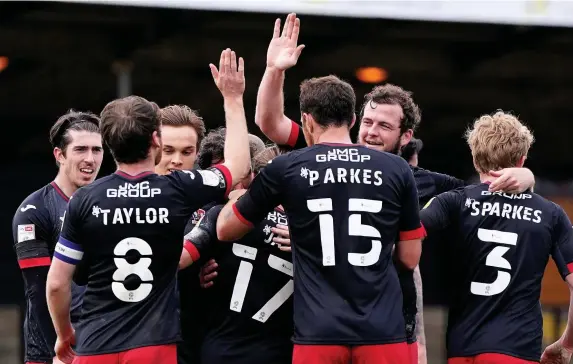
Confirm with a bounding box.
[479,173,496,184]
[314,127,353,145]
[116,159,156,176]
[53,173,75,198]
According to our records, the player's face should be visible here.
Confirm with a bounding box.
[58,130,103,187]
[358,102,411,155]
[155,125,198,175]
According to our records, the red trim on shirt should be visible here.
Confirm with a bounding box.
[50,182,70,202]
[318,142,360,146]
[115,170,155,180]
[399,225,426,241]
[232,204,254,228]
[18,257,51,269]
[183,240,201,262]
[213,164,232,198]
[287,120,300,148]
[567,262,573,274]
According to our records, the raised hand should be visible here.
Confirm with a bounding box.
[267,13,305,71]
[210,48,245,99]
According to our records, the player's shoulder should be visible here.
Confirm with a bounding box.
[411,166,463,184]
[14,183,55,219]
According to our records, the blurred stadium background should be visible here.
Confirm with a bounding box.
[1,1,573,362]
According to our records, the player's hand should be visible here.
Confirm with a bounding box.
[541,339,573,364]
[54,329,76,364]
[210,48,245,100]
[266,13,305,71]
[488,168,533,194]
[199,259,219,289]
[53,356,67,364]
[272,224,291,252]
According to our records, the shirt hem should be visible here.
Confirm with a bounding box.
[293,337,406,345]
[76,337,179,356]
[24,356,52,363]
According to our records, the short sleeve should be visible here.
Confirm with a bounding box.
[279,120,307,151]
[170,165,232,209]
[399,166,426,240]
[550,206,573,279]
[12,202,52,269]
[183,205,222,262]
[55,192,85,265]
[233,154,288,226]
[420,191,462,234]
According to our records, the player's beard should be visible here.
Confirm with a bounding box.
[360,136,402,155]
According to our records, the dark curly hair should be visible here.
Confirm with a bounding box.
[360,84,421,133]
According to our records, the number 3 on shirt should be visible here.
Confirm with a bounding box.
[308,198,383,267]
[471,228,517,296]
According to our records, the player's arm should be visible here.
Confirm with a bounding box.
[217,155,286,242]
[46,196,84,355]
[413,266,427,363]
[255,14,305,149]
[426,167,535,195]
[419,191,461,234]
[179,205,222,270]
[396,165,426,270]
[11,205,57,347]
[542,208,573,360]
[210,48,251,187]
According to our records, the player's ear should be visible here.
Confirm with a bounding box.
[151,130,161,149]
[399,129,413,148]
[303,113,316,135]
[54,147,65,165]
[516,155,526,168]
[349,113,356,129]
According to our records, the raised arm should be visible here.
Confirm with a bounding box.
[255,13,304,145]
[209,48,250,186]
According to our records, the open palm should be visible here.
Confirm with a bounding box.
[267,13,305,71]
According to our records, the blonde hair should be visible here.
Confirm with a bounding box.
[465,111,534,174]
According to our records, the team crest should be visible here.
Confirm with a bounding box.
[192,209,206,225]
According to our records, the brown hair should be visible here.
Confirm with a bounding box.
[361,84,421,133]
[49,110,100,151]
[252,145,282,174]
[465,110,534,173]
[100,96,160,164]
[160,105,206,150]
[299,75,356,128]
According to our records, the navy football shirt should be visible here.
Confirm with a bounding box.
[234,143,425,344]
[192,204,293,364]
[12,182,85,363]
[282,120,465,343]
[55,167,230,355]
[178,201,220,364]
[421,183,573,360]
